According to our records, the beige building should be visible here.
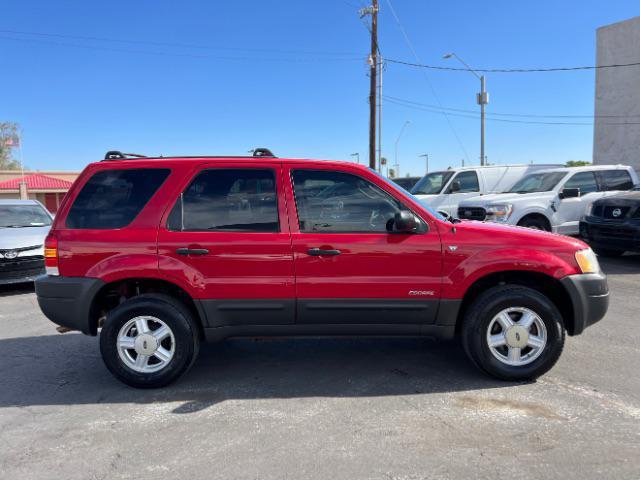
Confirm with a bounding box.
[593,16,640,171]
[0,170,80,213]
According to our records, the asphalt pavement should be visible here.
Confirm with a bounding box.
[0,256,639,480]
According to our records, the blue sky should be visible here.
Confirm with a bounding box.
[1,1,637,175]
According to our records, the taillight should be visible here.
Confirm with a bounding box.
[44,233,59,276]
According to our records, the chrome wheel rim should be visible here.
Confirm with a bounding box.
[117,316,175,373]
[486,307,547,366]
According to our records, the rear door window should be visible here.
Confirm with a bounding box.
[563,171,598,194]
[451,171,479,193]
[597,170,634,191]
[66,169,170,229]
[167,168,279,232]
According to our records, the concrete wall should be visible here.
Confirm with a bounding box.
[593,17,640,171]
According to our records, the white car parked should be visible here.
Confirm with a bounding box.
[411,164,560,217]
[457,165,639,235]
[0,199,53,284]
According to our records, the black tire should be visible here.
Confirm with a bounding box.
[517,216,550,231]
[593,247,625,257]
[99,294,200,388]
[461,285,565,381]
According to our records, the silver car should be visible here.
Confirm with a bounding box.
[0,199,53,285]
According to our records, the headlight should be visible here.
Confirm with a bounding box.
[486,204,513,222]
[575,248,600,274]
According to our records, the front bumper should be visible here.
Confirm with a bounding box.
[35,275,105,335]
[0,256,45,285]
[580,218,640,252]
[560,272,609,335]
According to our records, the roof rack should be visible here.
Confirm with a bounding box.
[252,148,276,158]
[103,151,147,160]
[102,148,277,161]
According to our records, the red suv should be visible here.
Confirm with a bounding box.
[35,151,609,388]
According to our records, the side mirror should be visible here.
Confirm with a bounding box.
[559,187,580,199]
[448,181,461,193]
[392,210,418,233]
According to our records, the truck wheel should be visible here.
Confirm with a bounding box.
[99,294,200,388]
[461,285,565,381]
[593,247,625,257]
[517,216,550,231]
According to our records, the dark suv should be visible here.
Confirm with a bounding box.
[580,185,640,256]
[35,151,608,388]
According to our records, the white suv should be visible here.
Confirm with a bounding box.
[457,165,639,235]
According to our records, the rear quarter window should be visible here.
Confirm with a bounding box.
[598,170,634,191]
[66,168,170,229]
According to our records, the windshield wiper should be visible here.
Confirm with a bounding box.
[0,225,28,228]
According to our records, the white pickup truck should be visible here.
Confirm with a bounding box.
[411,164,560,217]
[457,165,639,234]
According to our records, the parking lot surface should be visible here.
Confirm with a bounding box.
[0,256,639,480]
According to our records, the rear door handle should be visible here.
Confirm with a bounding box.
[307,248,341,256]
[176,247,209,256]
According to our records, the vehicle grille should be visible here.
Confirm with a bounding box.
[591,205,603,217]
[457,207,486,221]
[0,256,45,281]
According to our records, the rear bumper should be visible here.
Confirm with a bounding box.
[560,272,609,335]
[35,275,104,335]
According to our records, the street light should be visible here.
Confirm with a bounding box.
[443,52,488,166]
[350,152,360,164]
[393,120,410,178]
[419,153,429,174]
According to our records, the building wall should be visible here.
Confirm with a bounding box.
[593,17,640,171]
[0,192,66,213]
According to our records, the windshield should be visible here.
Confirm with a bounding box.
[0,204,52,228]
[369,169,446,221]
[507,172,567,193]
[411,171,454,195]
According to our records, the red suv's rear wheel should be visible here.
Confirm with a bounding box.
[99,294,200,388]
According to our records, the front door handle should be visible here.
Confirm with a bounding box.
[307,248,341,256]
[176,247,209,256]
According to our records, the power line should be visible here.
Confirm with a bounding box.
[0,30,362,59]
[385,57,640,73]
[383,94,640,119]
[384,0,471,164]
[385,96,640,126]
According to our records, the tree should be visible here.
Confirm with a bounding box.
[566,160,591,167]
[0,122,21,170]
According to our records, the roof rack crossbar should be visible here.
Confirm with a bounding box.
[103,151,147,160]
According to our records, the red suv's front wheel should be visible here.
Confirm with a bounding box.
[461,285,565,381]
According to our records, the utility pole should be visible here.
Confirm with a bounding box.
[351,152,360,164]
[377,56,383,171]
[394,121,410,180]
[419,153,429,174]
[360,0,378,170]
[443,53,489,166]
[478,75,487,167]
